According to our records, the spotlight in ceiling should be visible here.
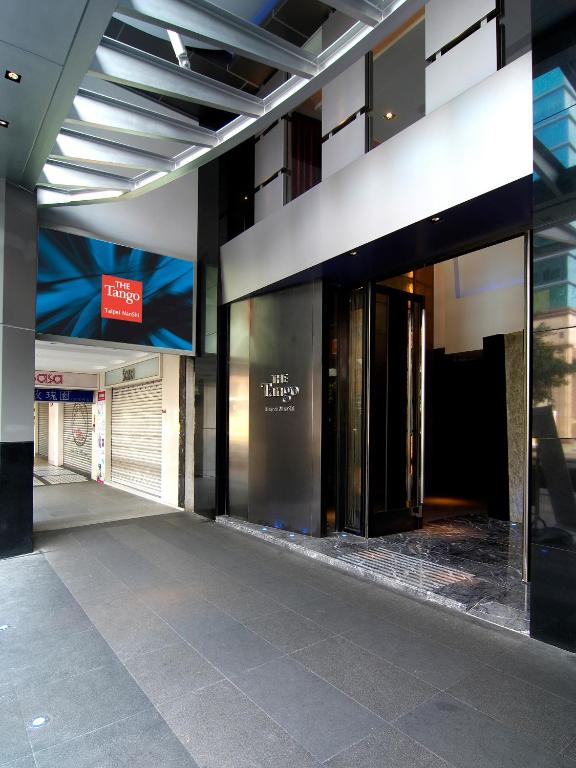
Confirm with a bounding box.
[5,70,21,83]
[350,250,358,256]
[0,119,9,128]
[430,215,442,223]
[30,716,49,728]
[384,111,396,120]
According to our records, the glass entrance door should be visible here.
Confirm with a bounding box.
[341,284,425,537]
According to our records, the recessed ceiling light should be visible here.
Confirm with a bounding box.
[430,215,442,223]
[30,716,49,728]
[112,359,126,364]
[5,70,22,83]
[93,365,106,370]
[0,119,9,128]
[350,250,358,256]
[384,111,396,120]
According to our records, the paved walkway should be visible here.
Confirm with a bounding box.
[1,513,575,767]
[34,480,176,531]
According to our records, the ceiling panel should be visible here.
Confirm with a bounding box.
[0,40,61,179]
[0,0,88,65]
[35,340,153,373]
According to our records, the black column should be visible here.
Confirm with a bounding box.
[0,181,37,558]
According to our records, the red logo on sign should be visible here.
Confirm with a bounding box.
[101,275,143,324]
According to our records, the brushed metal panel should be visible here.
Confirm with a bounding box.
[221,54,532,304]
[248,283,322,535]
[425,19,498,114]
[322,56,367,136]
[228,299,250,519]
[322,115,367,179]
[255,121,285,187]
[425,0,496,58]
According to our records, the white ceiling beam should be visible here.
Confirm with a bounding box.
[117,0,318,78]
[328,0,382,27]
[66,88,218,145]
[89,37,264,117]
[50,128,174,171]
[39,160,133,190]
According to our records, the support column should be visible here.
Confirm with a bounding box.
[0,180,37,558]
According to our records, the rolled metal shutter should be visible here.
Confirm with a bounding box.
[37,403,49,457]
[111,380,162,497]
[63,402,93,475]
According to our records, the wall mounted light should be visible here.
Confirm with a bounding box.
[5,70,21,83]
[384,111,396,120]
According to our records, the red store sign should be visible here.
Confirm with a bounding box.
[101,274,143,324]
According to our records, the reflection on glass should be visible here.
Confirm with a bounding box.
[533,328,576,439]
[534,68,576,169]
[346,289,365,533]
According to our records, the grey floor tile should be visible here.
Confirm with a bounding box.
[324,725,453,768]
[233,655,384,761]
[295,595,378,634]
[447,666,576,753]
[396,693,575,768]
[0,600,91,640]
[17,661,150,751]
[124,641,223,705]
[0,691,31,766]
[85,595,181,660]
[257,576,328,610]
[293,635,437,721]
[563,738,576,761]
[33,708,198,768]
[244,608,333,652]
[197,581,282,621]
[158,679,320,768]
[160,598,282,675]
[343,616,483,688]
[6,629,115,689]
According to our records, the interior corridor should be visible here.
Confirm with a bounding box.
[1,514,575,768]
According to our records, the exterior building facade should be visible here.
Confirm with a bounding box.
[0,0,575,654]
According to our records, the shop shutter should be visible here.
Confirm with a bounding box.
[111,380,162,497]
[63,402,93,475]
[37,403,49,457]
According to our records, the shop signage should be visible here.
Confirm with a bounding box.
[35,389,94,403]
[101,275,143,323]
[35,371,98,389]
[261,373,300,412]
[97,390,106,401]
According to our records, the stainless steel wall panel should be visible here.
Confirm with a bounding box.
[228,300,250,518]
[245,282,323,536]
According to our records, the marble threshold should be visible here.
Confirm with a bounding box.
[216,514,529,635]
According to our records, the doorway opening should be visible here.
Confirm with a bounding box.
[33,340,187,531]
[323,237,529,627]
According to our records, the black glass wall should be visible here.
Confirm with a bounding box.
[531,0,576,650]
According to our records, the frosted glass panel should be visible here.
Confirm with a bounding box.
[425,0,496,58]
[426,20,497,113]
